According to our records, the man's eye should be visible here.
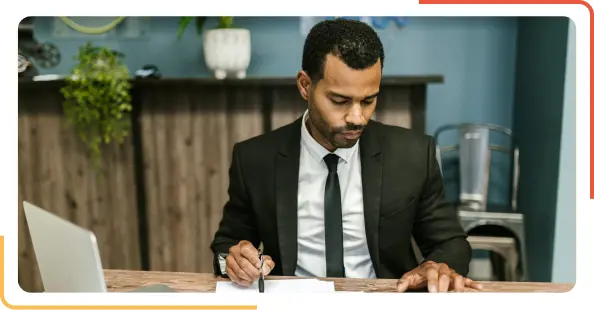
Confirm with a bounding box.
[362,100,374,105]
[331,99,348,105]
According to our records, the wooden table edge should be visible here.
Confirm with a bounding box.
[103,269,575,293]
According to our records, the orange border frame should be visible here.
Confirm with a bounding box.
[417,1,591,193]
[0,236,256,309]
[6,1,590,308]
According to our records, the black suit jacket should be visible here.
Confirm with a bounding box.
[211,117,471,278]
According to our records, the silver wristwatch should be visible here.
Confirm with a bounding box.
[216,253,229,277]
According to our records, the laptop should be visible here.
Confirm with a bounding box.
[22,201,176,293]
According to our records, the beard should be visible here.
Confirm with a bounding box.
[307,106,366,150]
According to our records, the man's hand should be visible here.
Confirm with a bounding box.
[396,261,483,293]
[226,240,275,286]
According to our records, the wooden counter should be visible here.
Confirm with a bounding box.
[104,269,573,293]
[19,76,443,292]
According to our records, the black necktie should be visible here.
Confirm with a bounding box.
[323,153,345,277]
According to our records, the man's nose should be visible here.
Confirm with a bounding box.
[346,105,365,125]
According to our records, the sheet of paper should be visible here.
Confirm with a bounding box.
[216,279,335,293]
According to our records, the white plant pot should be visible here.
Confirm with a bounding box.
[203,28,251,80]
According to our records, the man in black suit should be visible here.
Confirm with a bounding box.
[210,18,482,293]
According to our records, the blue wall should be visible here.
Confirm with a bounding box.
[33,17,519,136]
[33,16,519,203]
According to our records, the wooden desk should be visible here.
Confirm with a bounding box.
[104,269,573,293]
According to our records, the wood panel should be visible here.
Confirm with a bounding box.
[139,84,264,273]
[17,88,141,292]
[270,86,306,130]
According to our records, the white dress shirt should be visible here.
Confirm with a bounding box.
[294,110,377,278]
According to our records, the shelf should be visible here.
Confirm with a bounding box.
[18,75,444,90]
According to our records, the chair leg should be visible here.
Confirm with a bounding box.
[508,247,519,281]
[490,251,506,281]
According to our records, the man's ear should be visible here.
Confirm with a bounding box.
[296,70,312,101]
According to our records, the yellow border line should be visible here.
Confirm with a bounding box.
[1,236,256,309]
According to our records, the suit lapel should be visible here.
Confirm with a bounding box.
[359,121,383,275]
[275,118,302,276]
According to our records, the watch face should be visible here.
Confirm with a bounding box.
[218,254,228,274]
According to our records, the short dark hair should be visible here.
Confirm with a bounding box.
[301,18,385,82]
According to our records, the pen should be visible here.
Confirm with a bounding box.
[258,247,265,293]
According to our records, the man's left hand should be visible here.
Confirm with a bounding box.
[396,261,483,293]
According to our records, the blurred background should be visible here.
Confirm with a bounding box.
[17,16,576,292]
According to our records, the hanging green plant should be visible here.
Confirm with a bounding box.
[60,42,132,171]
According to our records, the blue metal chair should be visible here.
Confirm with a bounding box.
[434,122,528,281]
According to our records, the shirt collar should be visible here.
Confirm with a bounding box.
[300,110,359,164]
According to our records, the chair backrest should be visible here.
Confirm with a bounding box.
[458,125,491,208]
[434,123,518,212]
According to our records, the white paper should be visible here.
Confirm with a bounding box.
[215,279,335,293]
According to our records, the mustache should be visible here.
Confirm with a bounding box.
[336,123,366,132]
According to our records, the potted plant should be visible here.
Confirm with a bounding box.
[60,42,133,171]
[178,17,251,80]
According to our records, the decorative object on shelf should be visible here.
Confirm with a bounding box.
[178,17,251,80]
[51,17,150,39]
[57,16,126,35]
[18,54,33,78]
[18,54,29,73]
[18,17,60,77]
[135,64,162,79]
[18,42,61,69]
[60,42,133,171]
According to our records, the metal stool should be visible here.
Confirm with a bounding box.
[434,123,528,281]
[467,236,519,281]
[458,210,528,281]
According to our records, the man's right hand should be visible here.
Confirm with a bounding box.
[226,240,275,286]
